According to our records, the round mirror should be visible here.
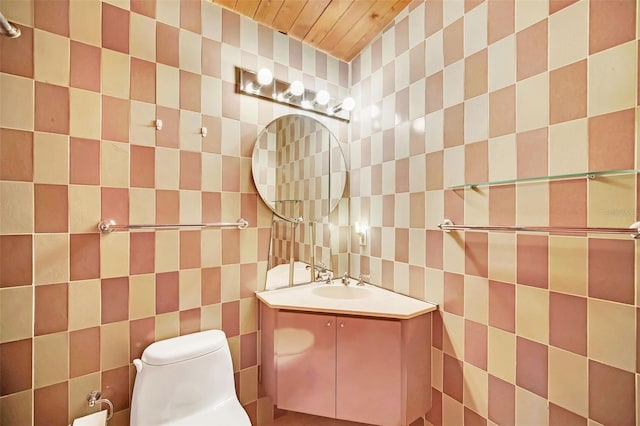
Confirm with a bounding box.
[251,114,347,222]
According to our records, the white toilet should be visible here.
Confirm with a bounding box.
[130,330,251,425]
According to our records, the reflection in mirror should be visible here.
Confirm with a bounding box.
[252,115,349,289]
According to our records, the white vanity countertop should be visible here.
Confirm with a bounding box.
[256,279,438,319]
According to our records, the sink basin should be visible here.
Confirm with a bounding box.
[312,285,372,300]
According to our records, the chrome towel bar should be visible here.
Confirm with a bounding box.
[438,219,640,239]
[98,218,249,232]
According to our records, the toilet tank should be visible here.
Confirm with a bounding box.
[130,330,237,425]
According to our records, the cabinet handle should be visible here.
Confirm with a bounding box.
[340,323,345,328]
[326,322,331,327]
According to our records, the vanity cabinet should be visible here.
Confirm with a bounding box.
[260,306,432,426]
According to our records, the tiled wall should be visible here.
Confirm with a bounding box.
[0,1,348,425]
[349,0,638,424]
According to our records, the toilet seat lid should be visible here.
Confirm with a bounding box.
[141,330,228,366]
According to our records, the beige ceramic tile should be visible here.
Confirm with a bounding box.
[588,42,636,117]
[0,73,34,130]
[442,0,464,27]
[464,2,487,56]
[425,111,444,154]
[34,234,69,285]
[0,389,32,426]
[156,64,180,109]
[239,158,254,194]
[201,76,221,118]
[239,366,258,405]
[515,387,548,426]
[588,298,635,372]
[220,264,240,303]
[130,101,156,147]
[488,232,516,283]
[129,188,155,225]
[516,285,549,344]
[0,0,33,26]
[102,49,130,100]
[239,228,259,264]
[156,0,180,27]
[516,182,549,226]
[516,73,548,132]
[69,0,101,45]
[69,185,101,233]
[488,134,516,182]
[381,227,396,261]
[101,232,129,278]
[443,145,464,188]
[201,228,221,268]
[464,275,488,325]
[228,335,240,372]
[443,61,464,109]
[0,286,33,343]
[102,0,129,10]
[488,35,515,92]
[515,0,547,32]
[395,192,410,228]
[155,230,180,273]
[464,187,489,226]
[221,192,241,223]
[548,236,587,296]
[548,347,588,417]
[441,311,464,359]
[548,0,588,70]
[101,321,129,370]
[464,363,488,418]
[101,141,129,188]
[179,269,201,310]
[425,268,444,307]
[464,94,489,143]
[34,29,69,86]
[240,297,258,334]
[130,13,156,61]
[155,147,180,190]
[33,332,68,388]
[69,373,101,422]
[488,326,516,382]
[69,88,101,139]
[408,229,426,267]
[443,231,465,275]
[34,132,68,184]
[179,29,202,74]
[155,312,180,341]
[588,174,635,228]
[201,304,222,331]
[0,181,33,234]
[442,394,464,426]
[68,279,100,330]
[548,118,588,175]
[179,190,202,224]
[431,348,443,391]
[129,274,156,320]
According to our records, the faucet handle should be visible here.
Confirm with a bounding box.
[357,274,369,286]
[341,272,349,285]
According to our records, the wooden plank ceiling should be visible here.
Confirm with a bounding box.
[210,0,412,62]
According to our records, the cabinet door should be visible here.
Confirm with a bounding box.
[336,316,402,425]
[276,311,336,417]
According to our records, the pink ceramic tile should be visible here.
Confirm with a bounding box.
[588,360,636,425]
[156,271,179,314]
[0,25,33,78]
[101,366,129,411]
[240,193,258,230]
[258,24,274,61]
[35,184,68,233]
[221,8,240,47]
[70,233,100,281]
[201,267,221,305]
[0,128,33,181]
[156,190,179,224]
[129,317,154,362]
[426,388,443,425]
[488,374,515,425]
[549,403,587,426]
[549,292,586,355]
[395,228,409,263]
[410,42,426,84]
[465,231,488,278]
[130,145,155,188]
[549,0,579,15]
[489,184,516,226]
[588,238,634,304]
[180,230,201,270]
[70,41,101,92]
[443,18,463,66]
[221,229,240,265]
[488,0,515,44]
[382,194,395,227]
[425,0,443,37]
[444,103,464,148]
[102,96,130,142]
[35,82,69,135]
[549,60,587,125]
[34,0,69,37]
[0,235,32,287]
[130,232,155,275]
[34,381,68,426]
[101,277,129,324]
[444,272,464,316]
[202,191,221,223]
[101,187,129,227]
[70,137,100,185]
[464,408,487,426]
[489,85,515,138]
[102,3,130,54]
[444,189,464,225]
[396,158,410,193]
[443,353,463,402]
[0,339,32,395]
[34,283,68,335]
[516,127,548,179]
[395,15,409,56]
[516,234,548,289]
[516,336,548,398]
[222,300,240,337]
[156,23,179,67]
[180,151,202,190]
[70,327,100,377]
[240,332,258,369]
[588,108,635,172]
[549,179,586,228]
[131,0,156,18]
[179,71,201,112]
[465,320,488,370]
[202,38,221,78]
[180,0,202,34]
[516,19,548,81]
[426,230,444,269]
[589,0,636,54]
[130,58,156,103]
[180,308,201,335]
[465,141,488,184]
[426,71,443,114]
[489,280,515,332]
[465,49,488,100]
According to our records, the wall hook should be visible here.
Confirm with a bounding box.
[155,119,163,131]
[201,127,207,137]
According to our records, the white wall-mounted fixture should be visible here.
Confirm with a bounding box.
[155,119,163,131]
[236,67,354,122]
[355,222,368,247]
[200,127,207,137]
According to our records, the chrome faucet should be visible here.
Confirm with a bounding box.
[341,272,349,285]
[307,262,331,282]
[357,274,369,286]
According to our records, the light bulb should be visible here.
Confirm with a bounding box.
[289,80,304,96]
[342,97,355,111]
[256,68,273,85]
[315,90,330,106]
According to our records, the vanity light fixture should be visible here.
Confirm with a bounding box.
[236,66,354,122]
[355,222,368,247]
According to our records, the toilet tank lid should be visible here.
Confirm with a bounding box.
[141,330,228,366]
